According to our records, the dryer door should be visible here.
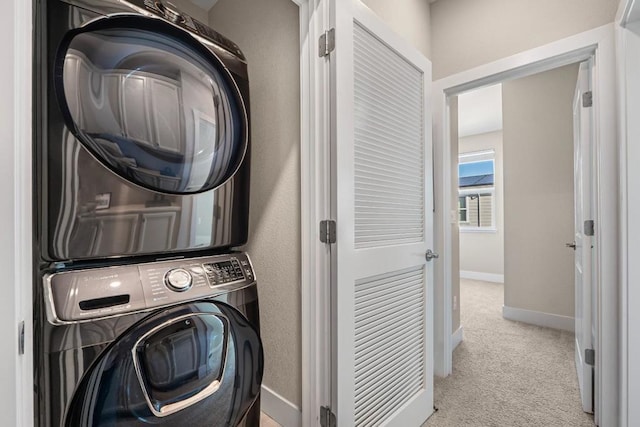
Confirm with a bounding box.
[55,16,248,194]
[65,301,263,427]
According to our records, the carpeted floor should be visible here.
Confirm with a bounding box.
[423,279,595,427]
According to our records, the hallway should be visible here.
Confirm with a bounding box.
[424,279,594,427]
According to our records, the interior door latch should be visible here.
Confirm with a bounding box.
[425,249,439,261]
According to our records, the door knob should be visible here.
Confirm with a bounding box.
[425,249,439,261]
[566,242,577,250]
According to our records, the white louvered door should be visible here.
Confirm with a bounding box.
[330,1,433,426]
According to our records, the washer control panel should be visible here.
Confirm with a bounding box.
[203,258,253,285]
[44,253,255,324]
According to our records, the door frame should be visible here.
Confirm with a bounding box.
[617,1,640,425]
[296,1,333,426]
[5,0,34,425]
[573,58,595,414]
[432,24,618,426]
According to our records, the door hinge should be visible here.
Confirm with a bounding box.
[582,91,593,108]
[585,348,595,366]
[18,320,24,355]
[320,406,336,427]
[584,220,595,236]
[319,28,335,57]
[320,220,337,244]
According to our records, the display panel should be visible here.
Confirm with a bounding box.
[203,259,245,285]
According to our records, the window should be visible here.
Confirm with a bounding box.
[458,150,495,230]
[458,196,467,223]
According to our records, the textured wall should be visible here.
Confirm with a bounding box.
[362,0,431,59]
[208,0,302,408]
[502,64,578,317]
[459,131,504,276]
[430,0,618,79]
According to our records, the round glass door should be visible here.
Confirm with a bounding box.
[65,301,263,426]
[55,16,247,194]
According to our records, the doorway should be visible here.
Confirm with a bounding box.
[454,67,580,334]
[432,25,618,427]
[430,63,595,425]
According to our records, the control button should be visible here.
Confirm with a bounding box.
[183,15,196,30]
[156,1,184,23]
[164,268,193,292]
[144,0,160,11]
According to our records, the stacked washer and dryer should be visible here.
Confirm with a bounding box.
[34,1,263,426]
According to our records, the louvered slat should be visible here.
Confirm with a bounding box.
[354,265,426,427]
[353,22,424,249]
[355,306,425,349]
[355,311,425,365]
[355,271,421,293]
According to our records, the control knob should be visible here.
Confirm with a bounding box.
[164,268,193,292]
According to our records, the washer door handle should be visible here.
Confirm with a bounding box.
[153,379,221,417]
[132,313,228,417]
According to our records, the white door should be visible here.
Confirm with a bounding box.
[572,59,595,414]
[330,1,434,425]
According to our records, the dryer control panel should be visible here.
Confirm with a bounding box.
[44,253,256,324]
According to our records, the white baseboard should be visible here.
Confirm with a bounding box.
[452,326,464,350]
[460,270,504,283]
[502,305,575,332]
[261,385,302,427]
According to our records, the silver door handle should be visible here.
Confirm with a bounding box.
[132,313,227,417]
[425,249,439,261]
[566,242,577,250]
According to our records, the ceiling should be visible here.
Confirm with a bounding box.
[457,84,503,138]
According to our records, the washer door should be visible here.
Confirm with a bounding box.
[65,301,263,426]
[55,16,248,194]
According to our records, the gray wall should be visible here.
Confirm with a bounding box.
[459,131,504,276]
[502,64,578,317]
[208,0,302,407]
[362,0,431,59]
[430,0,618,79]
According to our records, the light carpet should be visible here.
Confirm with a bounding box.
[423,279,594,427]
